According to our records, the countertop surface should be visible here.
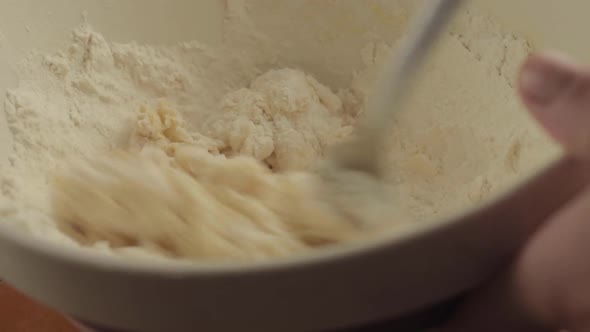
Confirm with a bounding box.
[0,282,78,332]
[0,280,455,332]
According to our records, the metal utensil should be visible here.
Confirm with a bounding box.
[330,0,464,175]
[318,0,464,229]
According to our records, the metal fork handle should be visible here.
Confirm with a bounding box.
[352,0,464,174]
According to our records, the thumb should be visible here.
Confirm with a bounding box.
[519,51,590,159]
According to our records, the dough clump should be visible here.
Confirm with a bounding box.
[205,68,353,171]
[52,72,371,261]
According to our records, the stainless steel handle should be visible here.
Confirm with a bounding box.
[348,0,464,174]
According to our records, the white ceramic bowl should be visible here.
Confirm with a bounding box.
[0,1,588,331]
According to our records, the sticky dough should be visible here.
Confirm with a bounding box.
[52,73,375,261]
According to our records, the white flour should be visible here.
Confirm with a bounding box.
[0,3,559,261]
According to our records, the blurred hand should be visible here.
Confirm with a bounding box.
[445,52,590,332]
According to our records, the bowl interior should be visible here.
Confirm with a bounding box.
[0,0,584,266]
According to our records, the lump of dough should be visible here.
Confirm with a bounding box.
[205,68,353,171]
[51,146,360,261]
[129,103,223,156]
[51,103,406,261]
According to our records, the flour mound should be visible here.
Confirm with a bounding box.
[206,68,353,171]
